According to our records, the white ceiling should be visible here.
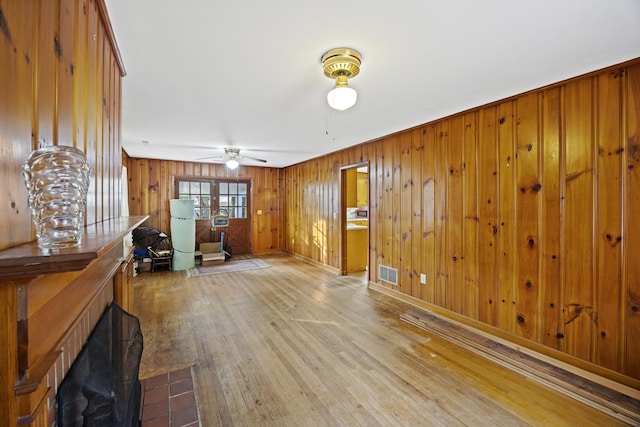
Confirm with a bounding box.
[106,0,640,168]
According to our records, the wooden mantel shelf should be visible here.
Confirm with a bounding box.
[0,216,148,279]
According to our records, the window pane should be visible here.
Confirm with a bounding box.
[229,183,237,194]
[177,179,213,218]
[219,182,228,194]
[238,196,246,207]
[238,207,246,218]
[219,196,229,208]
[238,183,247,195]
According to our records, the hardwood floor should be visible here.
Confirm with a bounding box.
[133,253,624,426]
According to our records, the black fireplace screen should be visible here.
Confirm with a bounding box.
[57,302,144,426]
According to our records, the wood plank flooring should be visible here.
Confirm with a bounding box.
[133,253,625,426]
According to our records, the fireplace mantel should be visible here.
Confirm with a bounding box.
[0,216,149,279]
[0,216,148,425]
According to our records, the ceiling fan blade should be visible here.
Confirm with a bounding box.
[242,155,267,163]
[195,155,225,161]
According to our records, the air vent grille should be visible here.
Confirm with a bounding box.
[379,264,398,285]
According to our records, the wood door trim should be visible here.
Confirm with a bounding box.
[339,162,369,276]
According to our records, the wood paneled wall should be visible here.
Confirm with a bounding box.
[283,59,640,382]
[1,0,125,423]
[0,0,123,251]
[125,157,284,254]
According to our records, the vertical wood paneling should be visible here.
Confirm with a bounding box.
[434,122,448,307]
[595,70,624,371]
[147,159,160,227]
[320,158,329,264]
[624,63,640,378]
[111,37,120,218]
[73,0,87,149]
[370,140,383,282]
[497,102,517,333]
[316,160,323,262]
[311,158,320,262]
[562,78,595,361]
[382,136,395,284]
[400,132,413,294]
[94,18,105,223]
[411,128,423,298]
[392,136,402,287]
[448,115,464,314]
[0,0,36,248]
[540,88,562,349]
[514,93,540,341]
[254,168,265,254]
[36,0,56,147]
[271,169,282,252]
[57,0,75,146]
[85,0,98,224]
[463,112,479,319]
[331,154,341,266]
[422,125,436,303]
[102,33,111,220]
[477,107,499,325]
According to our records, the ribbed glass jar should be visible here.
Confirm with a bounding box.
[22,146,91,249]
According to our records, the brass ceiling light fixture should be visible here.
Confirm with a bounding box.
[322,47,362,111]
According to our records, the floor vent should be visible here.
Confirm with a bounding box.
[379,265,398,285]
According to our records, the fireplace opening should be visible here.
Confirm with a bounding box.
[57,303,143,426]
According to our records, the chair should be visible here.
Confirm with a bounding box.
[147,246,173,272]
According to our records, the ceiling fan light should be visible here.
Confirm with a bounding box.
[226,159,239,169]
[322,47,361,111]
[327,85,357,110]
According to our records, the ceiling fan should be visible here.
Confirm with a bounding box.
[196,147,267,169]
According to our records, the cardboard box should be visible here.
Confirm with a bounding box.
[200,242,225,266]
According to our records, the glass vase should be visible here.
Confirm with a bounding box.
[22,145,91,249]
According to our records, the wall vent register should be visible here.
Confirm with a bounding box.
[379,265,398,285]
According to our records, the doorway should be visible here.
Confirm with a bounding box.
[340,162,369,280]
[175,177,252,255]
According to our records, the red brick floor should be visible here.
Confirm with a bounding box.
[140,367,200,426]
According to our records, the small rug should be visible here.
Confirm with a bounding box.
[186,258,270,277]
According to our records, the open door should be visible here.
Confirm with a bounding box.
[340,162,369,280]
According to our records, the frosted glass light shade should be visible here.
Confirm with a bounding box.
[327,86,357,110]
[226,159,239,169]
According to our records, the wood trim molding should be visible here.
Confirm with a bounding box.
[96,0,127,76]
[368,281,640,391]
[284,250,340,275]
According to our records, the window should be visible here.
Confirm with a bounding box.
[177,180,211,219]
[175,178,249,220]
[218,182,247,218]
